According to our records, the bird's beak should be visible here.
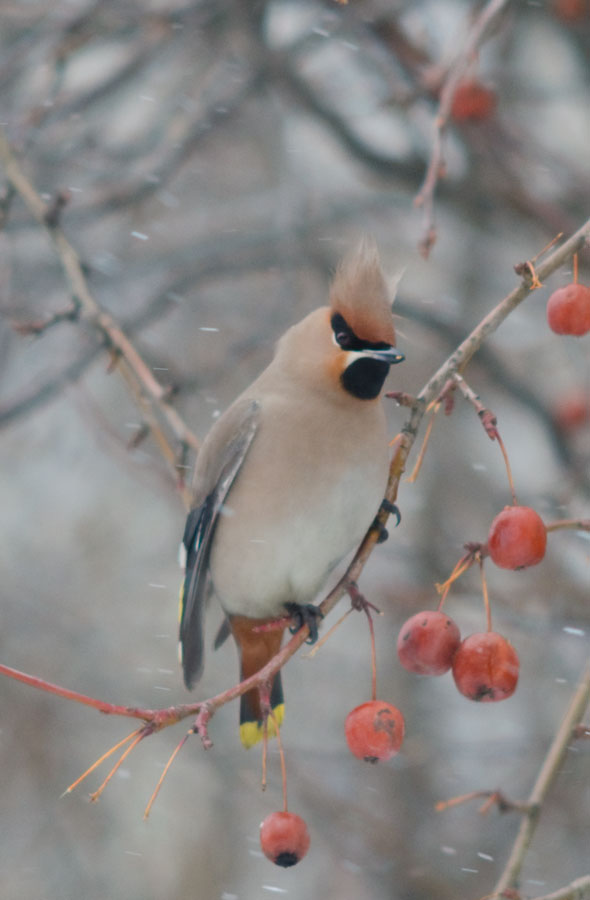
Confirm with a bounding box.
[360,347,405,365]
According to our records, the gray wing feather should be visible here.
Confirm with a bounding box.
[179,400,259,689]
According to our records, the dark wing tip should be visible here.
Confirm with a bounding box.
[180,621,205,689]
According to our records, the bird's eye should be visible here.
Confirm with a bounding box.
[336,331,352,348]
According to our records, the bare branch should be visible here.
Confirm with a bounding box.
[415,0,512,256]
[490,662,590,899]
[0,128,199,503]
[1,218,588,765]
[528,877,590,900]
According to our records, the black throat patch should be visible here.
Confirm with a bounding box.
[340,358,390,400]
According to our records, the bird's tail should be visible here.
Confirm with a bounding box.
[229,615,286,749]
[240,669,284,749]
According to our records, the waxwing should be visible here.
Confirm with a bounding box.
[179,241,404,747]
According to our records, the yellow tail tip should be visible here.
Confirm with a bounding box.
[240,704,285,749]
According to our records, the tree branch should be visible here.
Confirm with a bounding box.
[1,106,589,820]
[1,215,588,757]
[415,0,512,256]
[528,876,590,900]
[490,662,590,899]
[0,128,199,507]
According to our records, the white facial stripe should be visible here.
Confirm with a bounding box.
[343,349,374,369]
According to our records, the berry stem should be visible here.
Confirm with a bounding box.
[143,730,191,820]
[450,373,518,503]
[478,555,493,633]
[261,717,269,791]
[495,431,517,505]
[363,604,378,702]
[269,709,288,813]
[573,252,579,285]
[407,403,440,483]
[89,730,147,802]
[436,551,478,606]
[530,231,564,264]
[62,727,143,796]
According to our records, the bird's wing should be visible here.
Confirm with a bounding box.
[179,399,260,689]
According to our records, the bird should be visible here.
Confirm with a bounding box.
[179,241,404,748]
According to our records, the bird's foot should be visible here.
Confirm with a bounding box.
[381,498,401,526]
[371,500,401,544]
[373,520,389,544]
[345,580,382,616]
[193,703,214,750]
[285,602,324,644]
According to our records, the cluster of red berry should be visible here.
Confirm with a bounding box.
[260,695,407,866]
[393,261,589,703]
[397,505,546,701]
[259,254,589,870]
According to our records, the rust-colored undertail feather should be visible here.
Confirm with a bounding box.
[229,615,286,749]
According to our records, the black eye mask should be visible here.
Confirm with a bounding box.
[330,312,391,352]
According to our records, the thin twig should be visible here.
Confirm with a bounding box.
[11,299,80,335]
[414,220,590,413]
[435,788,529,815]
[0,662,163,720]
[89,731,147,803]
[490,662,590,898]
[415,0,512,256]
[454,371,519,504]
[0,129,199,505]
[62,728,143,796]
[527,876,590,900]
[143,731,192,820]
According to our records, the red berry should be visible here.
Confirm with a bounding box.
[259,811,310,868]
[554,389,590,431]
[344,700,405,763]
[452,632,519,702]
[547,283,590,336]
[552,0,588,22]
[487,505,547,570]
[397,610,461,676]
[451,80,497,122]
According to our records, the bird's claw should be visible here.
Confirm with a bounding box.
[345,580,381,615]
[372,499,401,541]
[373,520,389,544]
[285,602,324,644]
[381,498,401,526]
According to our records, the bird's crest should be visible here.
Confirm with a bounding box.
[329,240,397,346]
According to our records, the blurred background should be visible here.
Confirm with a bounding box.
[0,2,589,899]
